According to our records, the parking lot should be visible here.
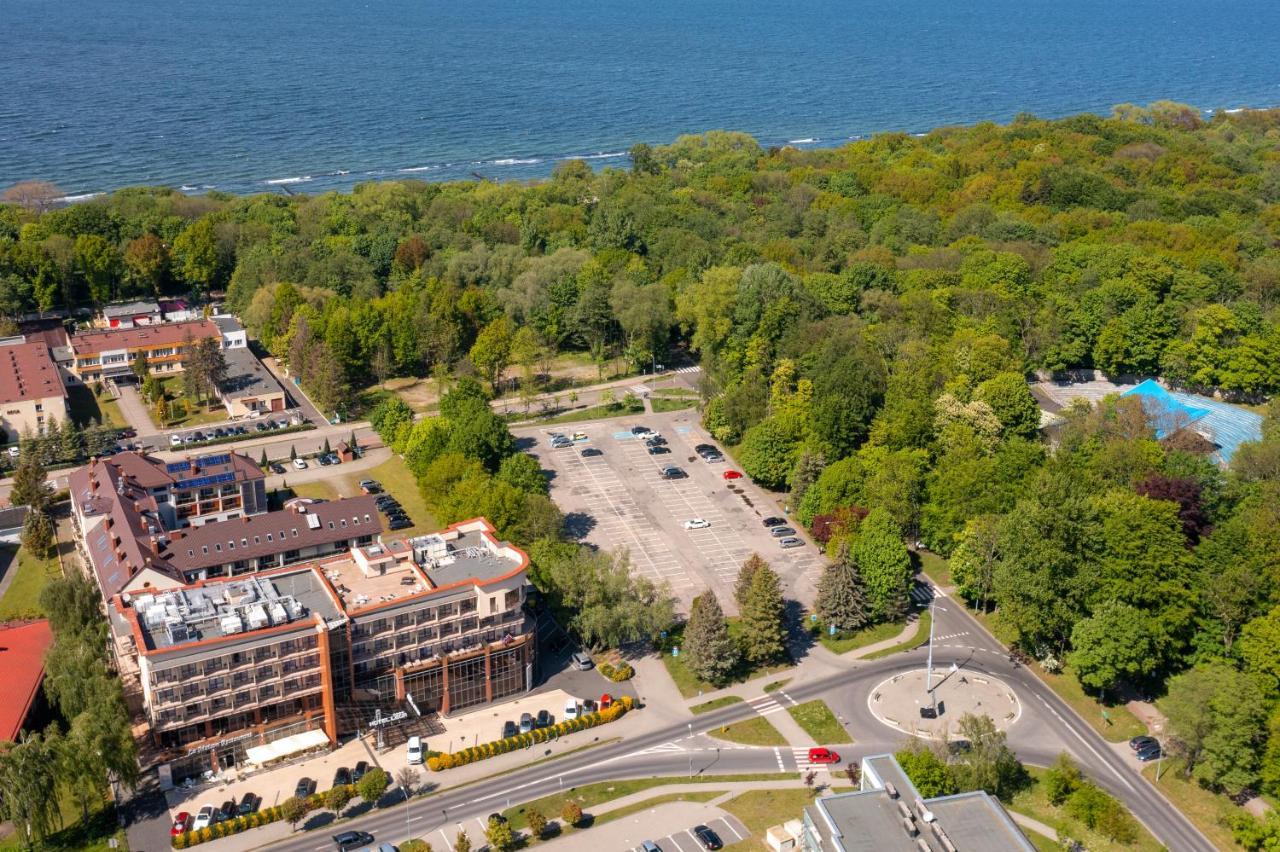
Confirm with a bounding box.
[516,410,825,613]
[627,815,749,852]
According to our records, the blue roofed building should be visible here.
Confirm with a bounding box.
[1122,379,1263,465]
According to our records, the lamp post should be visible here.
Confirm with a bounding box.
[924,596,947,714]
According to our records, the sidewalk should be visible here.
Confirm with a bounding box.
[114,384,159,433]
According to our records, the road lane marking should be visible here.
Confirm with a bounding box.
[1036,694,1134,792]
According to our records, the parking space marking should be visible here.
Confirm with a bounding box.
[718,816,746,841]
[436,828,453,851]
[667,830,692,852]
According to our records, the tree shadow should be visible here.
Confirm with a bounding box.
[345,800,374,818]
[302,812,335,830]
[784,598,814,661]
[562,512,597,540]
[513,436,537,451]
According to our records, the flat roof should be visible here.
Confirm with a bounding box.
[321,550,431,612]
[413,523,527,589]
[0,340,66,404]
[211,314,244,334]
[220,347,285,401]
[70,319,221,356]
[102,300,160,318]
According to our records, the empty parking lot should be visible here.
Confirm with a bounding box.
[516,410,825,612]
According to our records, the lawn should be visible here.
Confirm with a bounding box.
[0,545,60,621]
[532,401,644,426]
[0,787,124,852]
[660,621,793,698]
[1141,758,1245,851]
[1008,766,1165,852]
[862,611,931,661]
[707,716,787,747]
[722,788,816,834]
[66,385,126,429]
[651,397,697,413]
[652,387,700,398]
[787,700,852,744]
[691,696,744,715]
[915,549,951,586]
[278,480,343,503]
[1031,663,1146,743]
[817,619,905,655]
[278,456,439,538]
[763,679,791,693]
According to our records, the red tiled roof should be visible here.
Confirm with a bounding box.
[69,319,220,356]
[0,620,53,741]
[0,342,66,404]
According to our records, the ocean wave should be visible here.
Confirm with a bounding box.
[57,192,104,203]
[398,165,441,173]
[264,175,313,185]
[787,137,817,144]
[487,157,541,166]
[560,151,627,161]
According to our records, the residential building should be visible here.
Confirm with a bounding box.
[68,318,223,383]
[0,620,55,742]
[211,314,248,349]
[99,300,162,329]
[0,340,69,441]
[795,754,1034,852]
[218,348,287,418]
[110,518,532,781]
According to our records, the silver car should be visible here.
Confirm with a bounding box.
[778,537,804,548]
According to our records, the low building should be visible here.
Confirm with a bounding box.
[100,300,162,329]
[111,517,533,781]
[68,319,223,383]
[798,753,1034,851]
[0,340,69,442]
[217,348,286,418]
[211,315,248,349]
[0,619,55,742]
[159,299,200,323]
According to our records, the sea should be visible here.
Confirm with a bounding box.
[3,0,1280,199]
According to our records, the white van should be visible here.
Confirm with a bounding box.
[564,699,579,721]
[406,735,423,764]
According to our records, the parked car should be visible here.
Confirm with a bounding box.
[217,800,237,822]
[237,792,260,816]
[571,651,594,670]
[641,842,664,852]
[599,693,613,710]
[295,777,316,798]
[118,428,137,439]
[502,720,518,738]
[1136,745,1163,762]
[659,466,686,479]
[694,443,718,455]
[406,736,423,765]
[331,766,352,788]
[293,457,307,470]
[192,806,216,831]
[192,431,207,442]
[536,709,552,728]
[645,435,666,446]
[332,830,375,851]
[722,470,742,480]
[778,537,804,549]
[631,426,653,436]
[169,434,183,447]
[520,712,534,733]
[693,825,723,850]
[762,516,786,527]
[581,447,602,457]
[376,495,399,508]
[352,761,369,782]
[808,747,841,764]
[360,479,382,493]
[171,812,191,837]
[647,445,671,455]
[571,432,589,442]
[703,452,724,463]
[325,453,341,465]
[564,699,580,721]
[255,421,268,432]
[389,518,413,531]
[270,462,286,474]
[769,525,797,538]
[318,454,332,466]
[683,518,711,530]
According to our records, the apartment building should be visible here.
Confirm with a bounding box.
[68,318,222,383]
[0,340,69,441]
[110,518,532,781]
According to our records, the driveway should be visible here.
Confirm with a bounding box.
[114,384,158,433]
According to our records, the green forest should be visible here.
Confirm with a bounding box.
[5,101,1280,840]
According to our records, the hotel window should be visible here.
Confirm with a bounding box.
[266,533,273,542]
[241,538,248,547]
[327,521,334,530]
[340,519,347,528]
[254,536,260,544]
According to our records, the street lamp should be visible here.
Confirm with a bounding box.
[924,596,948,715]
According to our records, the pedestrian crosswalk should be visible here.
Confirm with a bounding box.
[934,631,970,642]
[674,365,701,374]
[748,694,786,716]
[629,384,651,396]
[794,747,831,771]
[909,582,946,605]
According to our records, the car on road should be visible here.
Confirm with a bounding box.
[1129,735,1158,751]
[647,445,671,455]
[237,792,260,816]
[659,466,686,479]
[352,761,369,782]
[270,462,286,474]
[520,712,534,733]
[564,699,580,721]
[761,516,786,527]
[769,525,797,538]
[1136,745,1163,762]
[331,766,352,788]
[641,842,663,852]
[295,777,316,798]
[778,537,804,549]
[171,812,191,837]
[581,447,602,457]
[571,651,594,670]
[332,830,375,851]
[808,747,841,764]
[536,709,553,728]
[169,434,183,447]
[693,825,723,850]
[293,457,307,469]
[683,518,711,530]
[192,806,216,831]
[502,720,518,739]
[722,470,742,480]
[406,736,423,765]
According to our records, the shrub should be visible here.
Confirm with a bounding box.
[427,756,443,772]
[527,808,548,839]
[172,832,188,849]
[561,800,583,827]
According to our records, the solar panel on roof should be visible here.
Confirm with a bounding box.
[175,471,237,489]
[165,461,192,473]
[198,453,232,467]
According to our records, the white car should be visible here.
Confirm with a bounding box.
[564,699,580,721]
[683,518,710,530]
[6,446,17,458]
[169,434,183,447]
[292,457,307,470]
[406,735,423,765]
[192,805,216,831]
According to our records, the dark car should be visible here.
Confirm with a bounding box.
[502,720,518,739]
[762,516,786,527]
[217,800,237,822]
[389,518,414,531]
[237,792,260,816]
[192,431,207,442]
[295,777,316,798]
[770,525,797,538]
[270,462,286,474]
[1136,745,1163,762]
[332,830,374,851]
[645,435,667,446]
[332,766,352,788]
[234,425,248,435]
[581,447,603,457]
[581,698,597,713]
[694,443,718,455]
[376,495,398,507]
[659,466,686,479]
[630,425,651,435]
[693,825,723,850]
[318,454,332,466]
[1129,735,1158,751]
[536,709,552,728]
[118,428,137,439]
[213,427,226,437]
[352,761,369,782]
[255,421,268,432]
[647,445,671,455]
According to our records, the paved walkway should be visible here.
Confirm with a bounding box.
[115,384,158,433]
[262,355,328,426]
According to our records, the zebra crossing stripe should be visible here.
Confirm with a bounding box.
[774,747,785,771]
[675,365,701,374]
[779,691,799,707]
[749,695,785,716]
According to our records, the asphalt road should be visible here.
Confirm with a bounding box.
[258,593,1215,852]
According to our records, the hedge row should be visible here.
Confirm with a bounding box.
[598,661,634,682]
[171,805,286,848]
[428,696,634,772]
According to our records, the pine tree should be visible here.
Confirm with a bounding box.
[259,449,269,468]
[10,444,51,511]
[741,563,788,665]
[854,508,913,621]
[816,543,872,635]
[683,590,739,685]
[735,553,768,609]
[323,437,331,454]
[20,509,54,559]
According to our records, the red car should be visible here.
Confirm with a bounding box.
[808,747,841,765]
[722,470,742,480]
[171,812,191,837]
[600,693,613,710]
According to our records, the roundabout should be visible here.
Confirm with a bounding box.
[866,666,1022,740]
